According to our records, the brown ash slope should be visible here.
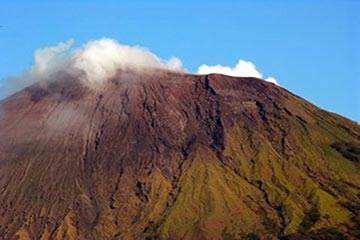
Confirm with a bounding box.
[0,70,359,239]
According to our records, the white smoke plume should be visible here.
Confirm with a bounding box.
[197,59,278,85]
[71,38,183,84]
[0,38,184,98]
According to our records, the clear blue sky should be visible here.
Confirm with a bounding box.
[1,0,359,121]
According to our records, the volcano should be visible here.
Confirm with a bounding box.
[0,70,359,239]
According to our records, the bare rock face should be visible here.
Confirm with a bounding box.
[0,70,359,239]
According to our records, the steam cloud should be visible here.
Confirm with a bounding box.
[0,38,183,98]
[71,39,183,84]
[197,60,278,85]
[0,38,278,99]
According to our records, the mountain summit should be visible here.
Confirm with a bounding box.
[0,70,359,239]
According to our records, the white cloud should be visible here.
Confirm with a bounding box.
[197,59,278,85]
[264,76,278,85]
[71,38,183,84]
[0,39,75,98]
[31,39,75,76]
[0,38,279,99]
[0,38,184,98]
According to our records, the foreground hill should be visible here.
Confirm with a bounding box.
[0,70,359,239]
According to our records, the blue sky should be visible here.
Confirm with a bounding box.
[0,0,359,121]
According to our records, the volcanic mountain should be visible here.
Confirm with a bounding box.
[0,70,359,240]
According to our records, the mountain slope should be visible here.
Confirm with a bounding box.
[0,70,359,239]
